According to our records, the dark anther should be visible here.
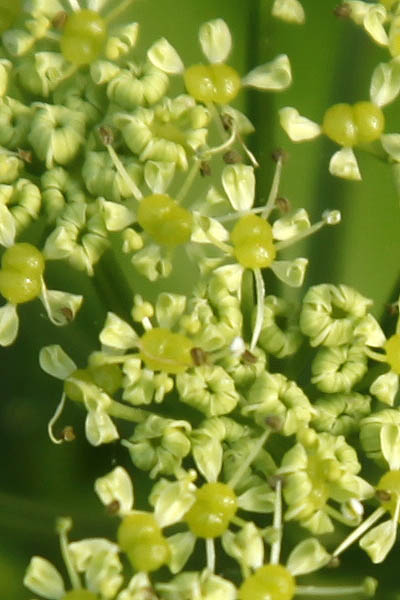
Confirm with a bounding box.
[60,307,74,322]
[266,415,283,431]
[376,489,391,502]
[52,11,68,29]
[99,125,114,146]
[271,148,288,163]
[200,161,211,176]
[61,426,76,442]
[333,4,351,18]
[17,149,32,163]
[221,113,233,131]
[241,349,257,364]
[191,347,208,366]
[387,302,399,317]
[106,500,121,516]
[327,556,340,568]
[275,196,291,214]
[223,150,242,164]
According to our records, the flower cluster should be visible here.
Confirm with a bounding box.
[0,1,397,599]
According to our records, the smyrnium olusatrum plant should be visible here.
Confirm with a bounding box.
[0,0,398,598]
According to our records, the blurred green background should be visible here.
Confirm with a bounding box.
[1,0,400,598]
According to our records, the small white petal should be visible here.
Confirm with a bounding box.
[222,164,255,210]
[242,54,292,91]
[24,556,65,599]
[0,302,18,346]
[381,133,400,160]
[271,258,308,287]
[364,5,388,46]
[86,409,119,446]
[370,60,400,107]
[0,203,16,247]
[381,423,400,470]
[39,345,77,379]
[329,147,361,181]
[199,19,232,63]
[272,0,305,24]
[95,466,134,514]
[279,107,321,141]
[147,38,184,74]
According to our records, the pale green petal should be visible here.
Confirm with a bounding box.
[272,208,311,241]
[222,164,255,210]
[94,466,134,515]
[99,312,138,350]
[380,423,400,470]
[370,371,399,405]
[39,344,77,379]
[155,292,186,329]
[364,5,388,46]
[40,289,83,326]
[98,198,135,232]
[147,38,184,74]
[199,19,232,63]
[272,0,305,24]
[167,532,196,574]
[329,147,361,181]
[23,556,65,599]
[86,409,119,445]
[242,54,292,91]
[270,257,308,287]
[150,476,196,527]
[191,212,229,244]
[0,203,16,246]
[192,434,222,482]
[0,303,18,346]
[144,160,175,193]
[359,519,397,563]
[370,60,400,107]
[222,522,264,569]
[286,538,330,576]
[381,132,400,160]
[279,106,321,141]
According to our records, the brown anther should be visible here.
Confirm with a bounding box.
[17,149,32,163]
[266,415,283,431]
[333,3,351,18]
[387,302,399,317]
[200,160,211,177]
[191,347,208,366]
[52,11,68,29]
[223,150,242,164]
[221,113,233,131]
[275,196,291,214]
[99,125,114,146]
[327,556,340,568]
[60,307,74,322]
[61,426,76,442]
[241,349,257,364]
[376,489,391,502]
[106,499,121,516]
[271,148,288,163]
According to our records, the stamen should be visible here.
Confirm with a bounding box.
[332,506,386,559]
[262,153,284,219]
[228,428,270,489]
[250,268,265,351]
[56,517,81,590]
[106,144,143,201]
[275,210,341,251]
[270,478,283,565]
[206,538,216,572]
[47,392,67,444]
